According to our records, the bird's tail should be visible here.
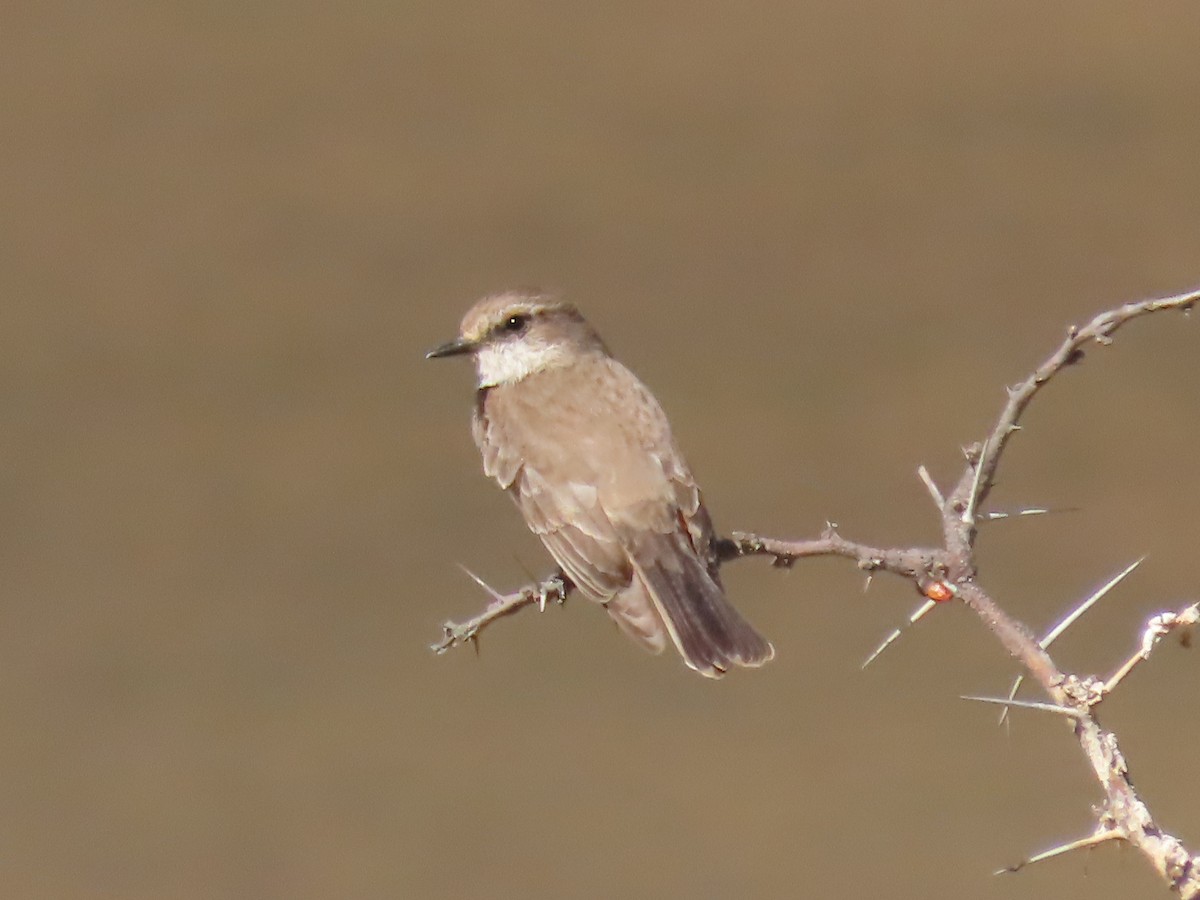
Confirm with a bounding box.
[614,533,774,678]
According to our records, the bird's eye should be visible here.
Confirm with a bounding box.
[503,314,529,333]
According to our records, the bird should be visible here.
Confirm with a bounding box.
[426,290,774,678]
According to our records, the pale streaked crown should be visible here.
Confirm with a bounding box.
[453,290,609,387]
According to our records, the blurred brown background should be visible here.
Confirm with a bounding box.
[2,2,1199,898]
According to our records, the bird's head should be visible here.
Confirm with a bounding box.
[426,290,607,387]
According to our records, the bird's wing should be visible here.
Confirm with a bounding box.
[659,443,721,577]
[515,465,630,599]
[472,385,633,601]
[517,466,668,652]
[589,364,772,674]
[600,424,773,675]
[472,388,523,489]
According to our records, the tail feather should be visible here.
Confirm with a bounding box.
[628,534,774,678]
[604,587,669,655]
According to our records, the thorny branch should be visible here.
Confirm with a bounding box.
[431,572,568,654]
[431,287,1200,895]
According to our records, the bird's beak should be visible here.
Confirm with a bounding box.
[425,337,476,359]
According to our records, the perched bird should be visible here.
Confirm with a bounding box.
[427,290,774,677]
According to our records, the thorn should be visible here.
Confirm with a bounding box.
[917,465,944,508]
[995,558,1146,722]
[861,598,938,669]
[979,505,1060,521]
[979,505,1081,528]
[1039,557,1145,650]
[996,558,1145,721]
[508,556,549,611]
[1017,505,1073,516]
[862,628,901,670]
[995,829,1123,875]
[456,563,507,604]
[962,437,989,526]
[961,695,1082,719]
[909,598,939,626]
[997,674,1024,727]
[538,574,565,609]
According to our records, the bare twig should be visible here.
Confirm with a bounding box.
[431,572,569,654]
[718,528,946,581]
[1104,601,1200,693]
[942,288,1200,557]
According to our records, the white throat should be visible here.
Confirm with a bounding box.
[475,340,568,387]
